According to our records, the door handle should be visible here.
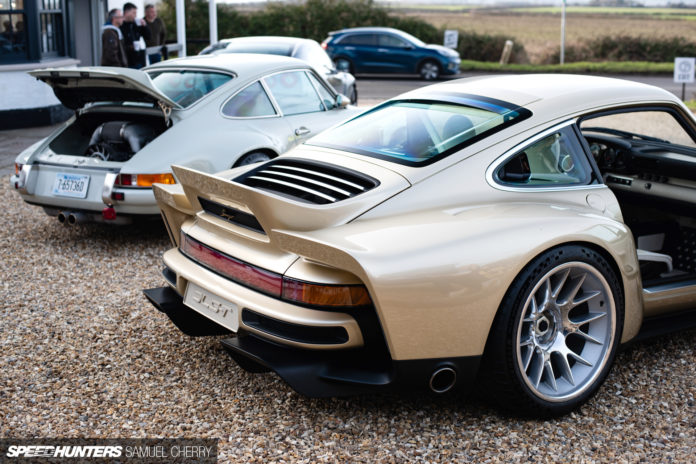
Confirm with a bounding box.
[377,48,389,53]
[295,127,311,136]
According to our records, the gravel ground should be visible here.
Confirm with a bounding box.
[1,174,695,463]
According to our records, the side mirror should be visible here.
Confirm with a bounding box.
[336,94,350,108]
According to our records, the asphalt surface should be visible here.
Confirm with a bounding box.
[1,73,694,176]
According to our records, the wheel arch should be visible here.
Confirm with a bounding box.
[416,56,442,73]
[480,240,636,364]
[232,147,279,168]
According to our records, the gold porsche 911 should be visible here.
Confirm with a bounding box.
[144,75,696,416]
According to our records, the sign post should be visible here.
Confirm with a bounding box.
[444,30,458,50]
[674,57,695,101]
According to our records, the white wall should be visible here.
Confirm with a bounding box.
[107,0,146,19]
[0,72,61,111]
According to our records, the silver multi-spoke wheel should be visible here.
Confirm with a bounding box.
[419,61,440,80]
[515,261,616,402]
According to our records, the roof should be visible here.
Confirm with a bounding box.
[144,53,311,76]
[399,74,679,122]
[218,36,313,46]
[332,27,402,35]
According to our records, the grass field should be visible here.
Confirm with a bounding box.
[396,6,696,63]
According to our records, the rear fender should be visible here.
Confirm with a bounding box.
[272,202,642,361]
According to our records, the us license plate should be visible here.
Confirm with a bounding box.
[184,283,239,332]
[52,173,90,198]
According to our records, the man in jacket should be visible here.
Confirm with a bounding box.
[120,2,150,69]
[101,9,128,67]
[144,4,166,64]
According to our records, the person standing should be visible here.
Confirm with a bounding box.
[120,2,150,69]
[144,4,166,64]
[101,9,128,67]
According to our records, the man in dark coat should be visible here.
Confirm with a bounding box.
[144,4,166,64]
[101,9,128,67]
[120,2,150,69]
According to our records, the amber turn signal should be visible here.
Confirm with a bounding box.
[136,173,176,187]
[282,279,372,308]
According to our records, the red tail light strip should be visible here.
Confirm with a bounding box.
[180,233,372,308]
[181,233,282,296]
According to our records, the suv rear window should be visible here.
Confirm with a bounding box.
[337,34,376,46]
[308,96,531,166]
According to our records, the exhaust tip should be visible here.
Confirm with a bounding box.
[57,212,67,224]
[67,213,77,225]
[430,366,457,394]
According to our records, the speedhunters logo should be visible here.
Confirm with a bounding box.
[7,446,122,458]
[1,439,217,463]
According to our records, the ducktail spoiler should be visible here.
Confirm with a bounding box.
[166,161,410,235]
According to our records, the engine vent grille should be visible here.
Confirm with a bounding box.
[198,197,265,234]
[235,158,379,205]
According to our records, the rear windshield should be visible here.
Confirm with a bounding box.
[146,70,233,108]
[220,42,294,56]
[308,96,531,166]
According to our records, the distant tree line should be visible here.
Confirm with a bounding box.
[157,0,696,64]
[157,0,529,62]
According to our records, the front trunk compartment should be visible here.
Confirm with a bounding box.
[48,109,168,162]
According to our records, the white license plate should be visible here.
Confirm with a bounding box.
[52,173,90,198]
[184,283,239,332]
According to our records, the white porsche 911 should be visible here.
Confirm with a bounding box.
[10,54,359,225]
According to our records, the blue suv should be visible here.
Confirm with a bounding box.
[321,27,460,80]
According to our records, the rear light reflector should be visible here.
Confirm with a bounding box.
[180,233,372,308]
[115,173,176,188]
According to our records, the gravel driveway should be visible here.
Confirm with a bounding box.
[1,175,695,463]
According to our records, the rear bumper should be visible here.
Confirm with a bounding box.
[144,285,481,397]
[10,164,160,216]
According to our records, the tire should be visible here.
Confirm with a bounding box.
[234,151,272,167]
[334,57,353,74]
[348,84,358,105]
[479,245,624,417]
[418,60,440,81]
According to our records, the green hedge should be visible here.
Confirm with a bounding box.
[544,35,696,64]
[158,0,528,62]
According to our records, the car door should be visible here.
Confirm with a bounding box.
[337,33,379,73]
[375,33,416,73]
[263,69,348,147]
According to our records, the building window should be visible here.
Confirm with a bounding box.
[0,0,67,64]
[0,0,27,63]
[39,0,63,57]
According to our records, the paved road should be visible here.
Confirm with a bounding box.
[356,73,696,104]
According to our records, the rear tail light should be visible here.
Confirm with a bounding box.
[116,173,176,188]
[14,163,22,176]
[321,41,328,50]
[282,279,371,307]
[180,233,371,308]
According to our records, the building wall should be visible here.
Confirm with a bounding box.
[107,0,145,17]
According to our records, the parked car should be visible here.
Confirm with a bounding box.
[10,54,359,225]
[144,74,696,416]
[321,27,461,80]
[200,36,358,104]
